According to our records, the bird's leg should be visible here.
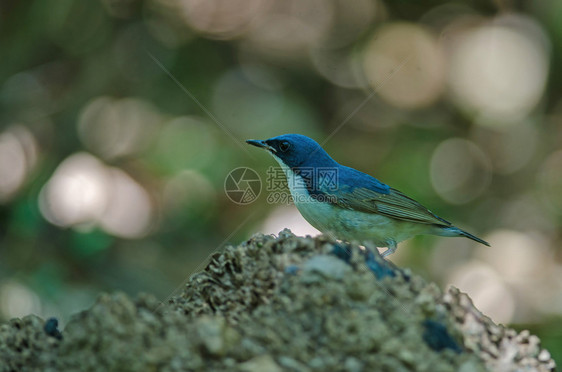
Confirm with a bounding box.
[380,240,397,258]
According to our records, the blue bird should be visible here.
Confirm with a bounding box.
[247,134,489,257]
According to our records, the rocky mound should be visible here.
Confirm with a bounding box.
[0,230,556,371]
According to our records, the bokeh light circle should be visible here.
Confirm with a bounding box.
[447,15,550,124]
[430,138,492,204]
[363,23,446,109]
[178,0,270,40]
[447,262,515,324]
[39,153,153,238]
[243,0,333,56]
[78,97,160,160]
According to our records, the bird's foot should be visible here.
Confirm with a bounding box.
[380,241,397,258]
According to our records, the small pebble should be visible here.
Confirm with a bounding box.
[43,318,62,340]
[422,319,462,354]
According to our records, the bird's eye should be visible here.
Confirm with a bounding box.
[279,141,291,152]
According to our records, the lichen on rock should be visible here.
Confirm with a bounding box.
[0,230,556,371]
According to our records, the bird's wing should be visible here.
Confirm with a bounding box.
[332,186,452,226]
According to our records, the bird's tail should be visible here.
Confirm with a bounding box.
[441,226,490,247]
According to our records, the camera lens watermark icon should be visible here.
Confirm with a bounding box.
[224,167,262,205]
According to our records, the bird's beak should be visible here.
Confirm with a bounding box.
[246,139,277,153]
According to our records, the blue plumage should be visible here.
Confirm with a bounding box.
[247,134,489,256]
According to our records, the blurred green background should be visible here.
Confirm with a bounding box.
[1,0,561,364]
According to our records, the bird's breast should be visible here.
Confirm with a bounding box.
[272,163,336,231]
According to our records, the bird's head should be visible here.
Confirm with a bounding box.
[246,134,336,168]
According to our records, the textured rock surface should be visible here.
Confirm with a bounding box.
[0,230,556,371]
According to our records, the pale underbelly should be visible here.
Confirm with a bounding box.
[294,198,431,246]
